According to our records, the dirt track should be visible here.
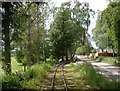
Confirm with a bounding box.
[76,55,120,82]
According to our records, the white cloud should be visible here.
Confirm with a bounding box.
[52,0,107,11]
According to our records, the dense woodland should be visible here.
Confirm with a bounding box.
[0,0,120,90]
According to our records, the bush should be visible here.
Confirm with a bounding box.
[2,62,53,89]
[23,63,52,81]
[2,73,23,89]
[21,78,40,89]
[47,56,58,65]
[96,57,103,62]
[75,47,85,55]
[75,45,92,55]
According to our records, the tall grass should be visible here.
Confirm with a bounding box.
[2,62,53,89]
[73,63,120,89]
[11,57,23,73]
[0,57,23,76]
[91,56,119,66]
[102,57,118,65]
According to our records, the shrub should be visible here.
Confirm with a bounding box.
[21,78,40,89]
[2,62,53,89]
[2,73,23,89]
[75,47,85,55]
[96,57,103,62]
[47,56,58,65]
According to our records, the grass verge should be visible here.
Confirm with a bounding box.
[73,63,120,89]
[90,57,119,66]
[101,57,119,66]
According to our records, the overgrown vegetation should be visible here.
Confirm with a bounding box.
[90,56,119,66]
[73,63,120,89]
[101,57,118,65]
[2,62,53,89]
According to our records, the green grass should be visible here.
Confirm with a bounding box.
[1,57,54,89]
[90,56,119,66]
[2,62,53,89]
[0,57,23,75]
[73,63,120,89]
[11,57,23,73]
[101,57,118,65]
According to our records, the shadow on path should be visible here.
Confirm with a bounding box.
[76,55,120,82]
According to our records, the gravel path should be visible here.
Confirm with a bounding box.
[76,55,120,82]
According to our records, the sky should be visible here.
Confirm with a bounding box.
[51,0,108,49]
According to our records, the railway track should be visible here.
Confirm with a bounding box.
[51,63,68,91]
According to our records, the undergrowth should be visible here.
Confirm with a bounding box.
[2,62,52,89]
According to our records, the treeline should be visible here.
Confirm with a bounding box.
[1,1,93,74]
[92,1,120,61]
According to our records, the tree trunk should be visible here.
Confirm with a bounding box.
[43,46,46,62]
[101,49,104,53]
[36,3,40,63]
[61,56,64,61]
[26,9,32,67]
[27,35,31,67]
[2,3,11,74]
[26,26,31,67]
[118,39,120,62]
[116,20,120,63]
[36,46,40,63]
[117,27,120,62]
[65,56,68,61]
[4,27,11,74]
[23,65,27,72]
[112,46,115,57]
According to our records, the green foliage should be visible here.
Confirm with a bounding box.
[11,57,23,73]
[96,57,103,62]
[15,49,25,63]
[21,78,40,89]
[2,73,23,89]
[93,1,120,61]
[2,2,25,74]
[50,2,75,59]
[70,62,75,67]
[75,44,93,55]
[99,57,118,65]
[75,47,85,55]
[23,63,52,80]
[0,62,5,76]
[50,1,93,59]
[2,63,52,89]
[46,56,58,65]
[73,63,119,89]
